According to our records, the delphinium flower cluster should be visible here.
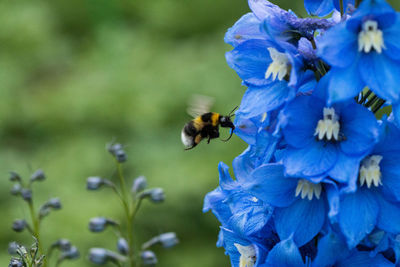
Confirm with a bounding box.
[8,170,79,267]
[204,0,400,266]
[87,142,178,267]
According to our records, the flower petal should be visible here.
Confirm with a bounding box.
[224,13,265,47]
[305,0,334,17]
[376,193,400,234]
[246,164,297,207]
[338,188,378,248]
[337,251,394,267]
[327,153,361,190]
[317,22,358,68]
[237,84,293,119]
[281,96,323,149]
[265,238,305,267]
[380,151,400,203]
[326,61,365,105]
[283,141,338,178]
[225,39,272,87]
[248,0,282,21]
[313,231,349,267]
[275,198,325,246]
[359,52,400,104]
[340,103,379,156]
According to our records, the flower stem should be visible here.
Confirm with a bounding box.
[340,0,344,17]
[115,161,136,267]
[28,202,46,267]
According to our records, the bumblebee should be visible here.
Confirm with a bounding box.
[181,107,237,150]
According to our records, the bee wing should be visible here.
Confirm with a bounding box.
[186,94,215,118]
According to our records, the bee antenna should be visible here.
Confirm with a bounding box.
[228,106,238,117]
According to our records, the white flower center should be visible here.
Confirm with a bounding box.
[358,20,385,54]
[295,179,322,201]
[265,47,290,81]
[359,155,383,188]
[314,107,341,141]
[234,243,256,267]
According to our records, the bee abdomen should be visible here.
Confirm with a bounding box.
[181,121,197,148]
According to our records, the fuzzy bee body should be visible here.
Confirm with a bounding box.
[181,112,235,150]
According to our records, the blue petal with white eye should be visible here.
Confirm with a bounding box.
[275,197,325,246]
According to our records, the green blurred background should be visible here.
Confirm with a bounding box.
[0,0,398,266]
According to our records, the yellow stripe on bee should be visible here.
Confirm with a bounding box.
[193,117,204,130]
[211,113,220,126]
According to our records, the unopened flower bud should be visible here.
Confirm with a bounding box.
[87,177,114,191]
[8,258,23,267]
[10,184,21,196]
[8,242,20,255]
[89,217,118,233]
[88,248,108,265]
[141,250,157,266]
[60,246,80,260]
[139,188,165,203]
[47,197,62,209]
[115,150,127,163]
[149,188,165,203]
[21,189,32,202]
[117,238,129,255]
[87,177,104,190]
[158,232,179,248]
[51,239,72,251]
[30,169,45,182]
[9,172,21,182]
[132,176,147,194]
[12,220,26,232]
[107,142,127,163]
[89,248,126,265]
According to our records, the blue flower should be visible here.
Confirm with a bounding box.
[218,227,270,267]
[203,162,274,239]
[332,121,400,248]
[279,76,379,186]
[317,0,400,105]
[244,163,331,247]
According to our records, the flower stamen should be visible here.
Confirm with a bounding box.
[265,47,290,81]
[314,107,341,141]
[234,243,256,267]
[358,20,385,54]
[295,179,322,201]
[359,155,383,188]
